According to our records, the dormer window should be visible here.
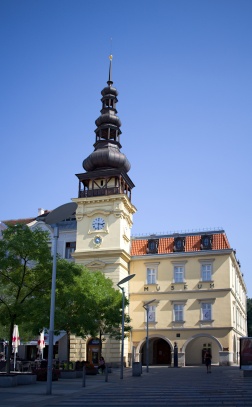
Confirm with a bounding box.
[173,237,185,252]
[201,235,213,250]
[146,239,159,254]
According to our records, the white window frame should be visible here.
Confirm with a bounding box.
[173,303,184,322]
[145,305,156,323]
[201,303,212,321]
[171,261,187,283]
[174,266,184,283]
[202,264,212,281]
[147,268,156,284]
[145,262,159,285]
[199,259,215,282]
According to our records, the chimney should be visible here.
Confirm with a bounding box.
[38,208,45,216]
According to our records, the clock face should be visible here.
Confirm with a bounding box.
[92,217,105,230]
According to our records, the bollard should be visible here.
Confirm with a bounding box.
[132,362,142,376]
[82,365,86,387]
[174,342,178,368]
[105,365,108,382]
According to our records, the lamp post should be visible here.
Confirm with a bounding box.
[45,202,77,395]
[143,299,156,373]
[117,274,135,379]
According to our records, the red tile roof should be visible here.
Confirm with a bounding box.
[2,210,51,226]
[2,217,37,226]
[130,232,230,256]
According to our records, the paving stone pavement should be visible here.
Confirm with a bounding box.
[1,366,252,407]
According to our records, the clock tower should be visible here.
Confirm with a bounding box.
[73,56,136,290]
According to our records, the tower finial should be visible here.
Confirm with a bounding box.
[108,54,113,85]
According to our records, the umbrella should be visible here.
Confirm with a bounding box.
[37,330,45,359]
[12,324,20,370]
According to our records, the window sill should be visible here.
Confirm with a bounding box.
[200,320,213,327]
[172,320,185,325]
[172,321,185,329]
[200,319,213,322]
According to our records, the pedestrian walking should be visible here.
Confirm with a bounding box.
[98,356,106,374]
[204,351,212,373]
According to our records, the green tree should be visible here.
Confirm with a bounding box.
[247,298,252,337]
[0,224,52,373]
[25,261,131,367]
[0,225,131,370]
[67,268,131,365]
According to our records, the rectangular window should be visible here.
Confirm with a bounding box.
[147,268,156,284]
[201,303,212,320]
[174,266,184,283]
[65,242,76,259]
[146,305,156,322]
[174,304,184,321]
[202,264,212,281]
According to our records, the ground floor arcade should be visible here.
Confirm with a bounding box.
[133,331,241,367]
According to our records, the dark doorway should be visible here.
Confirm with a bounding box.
[142,338,171,366]
[87,338,101,364]
[154,339,171,365]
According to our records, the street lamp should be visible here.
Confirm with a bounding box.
[117,274,135,379]
[45,202,77,395]
[143,299,156,373]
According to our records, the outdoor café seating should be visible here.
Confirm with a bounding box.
[20,361,31,372]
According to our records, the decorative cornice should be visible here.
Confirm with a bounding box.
[131,249,232,261]
[72,248,131,263]
[73,195,136,215]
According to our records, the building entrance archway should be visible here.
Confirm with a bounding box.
[141,337,171,366]
[86,338,101,364]
[184,334,222,366]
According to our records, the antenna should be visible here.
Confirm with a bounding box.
[110,37,113,55]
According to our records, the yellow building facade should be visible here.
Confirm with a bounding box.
[129,232,247,366]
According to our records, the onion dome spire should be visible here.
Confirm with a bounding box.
[108,54,113,85]
[82,55,131,173]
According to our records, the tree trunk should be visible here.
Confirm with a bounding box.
[6,321,14,374]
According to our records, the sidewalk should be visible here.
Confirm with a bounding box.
[1,366,252,407]
[1,369,113,407]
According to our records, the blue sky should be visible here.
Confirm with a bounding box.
[1,1,252,296]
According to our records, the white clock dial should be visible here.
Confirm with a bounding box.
[92,217,105,230]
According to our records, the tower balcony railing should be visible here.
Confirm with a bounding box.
[79,187,120,198]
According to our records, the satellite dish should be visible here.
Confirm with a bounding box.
[45,202,77,225]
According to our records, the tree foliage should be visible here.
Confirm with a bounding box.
[0,224,131,370]
[24,260,131,365]
[0,224,52,372]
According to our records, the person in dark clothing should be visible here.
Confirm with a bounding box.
[205,351,212,373]
[98,356,106,374]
